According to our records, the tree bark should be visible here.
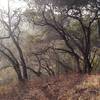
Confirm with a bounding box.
[83,56,92,74]
[11,35,28,80]
[75,56,82,73]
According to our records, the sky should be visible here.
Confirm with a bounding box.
[0,0,29,37]
[0,0,27,11]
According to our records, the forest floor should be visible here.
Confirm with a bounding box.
[0,73,100,100]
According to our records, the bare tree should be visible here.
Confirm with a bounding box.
[25,0,99,74]
[0,0,28,81]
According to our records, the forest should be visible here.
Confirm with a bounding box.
[0,0,100,100]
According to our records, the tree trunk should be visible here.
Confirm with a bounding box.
[13,65,24,81]
[11,34,28,80]
[98,19,100,38]
[16,70,24,81]
[75,56,82,73]
[83,56,92,74]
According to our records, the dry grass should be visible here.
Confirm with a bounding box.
[0,74,100,100]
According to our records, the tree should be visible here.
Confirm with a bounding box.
[25,0,100,73]
[0,0,28,81]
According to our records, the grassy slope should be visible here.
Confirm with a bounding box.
[0,74,99,100]
[0,67,17,87]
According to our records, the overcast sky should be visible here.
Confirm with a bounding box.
[0,0,27,11]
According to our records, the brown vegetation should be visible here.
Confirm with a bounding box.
[0,74,100,100]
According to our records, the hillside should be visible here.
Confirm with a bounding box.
[0,74,100,100]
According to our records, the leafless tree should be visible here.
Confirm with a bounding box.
[0,0,28,81]
[25,0,100,74]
